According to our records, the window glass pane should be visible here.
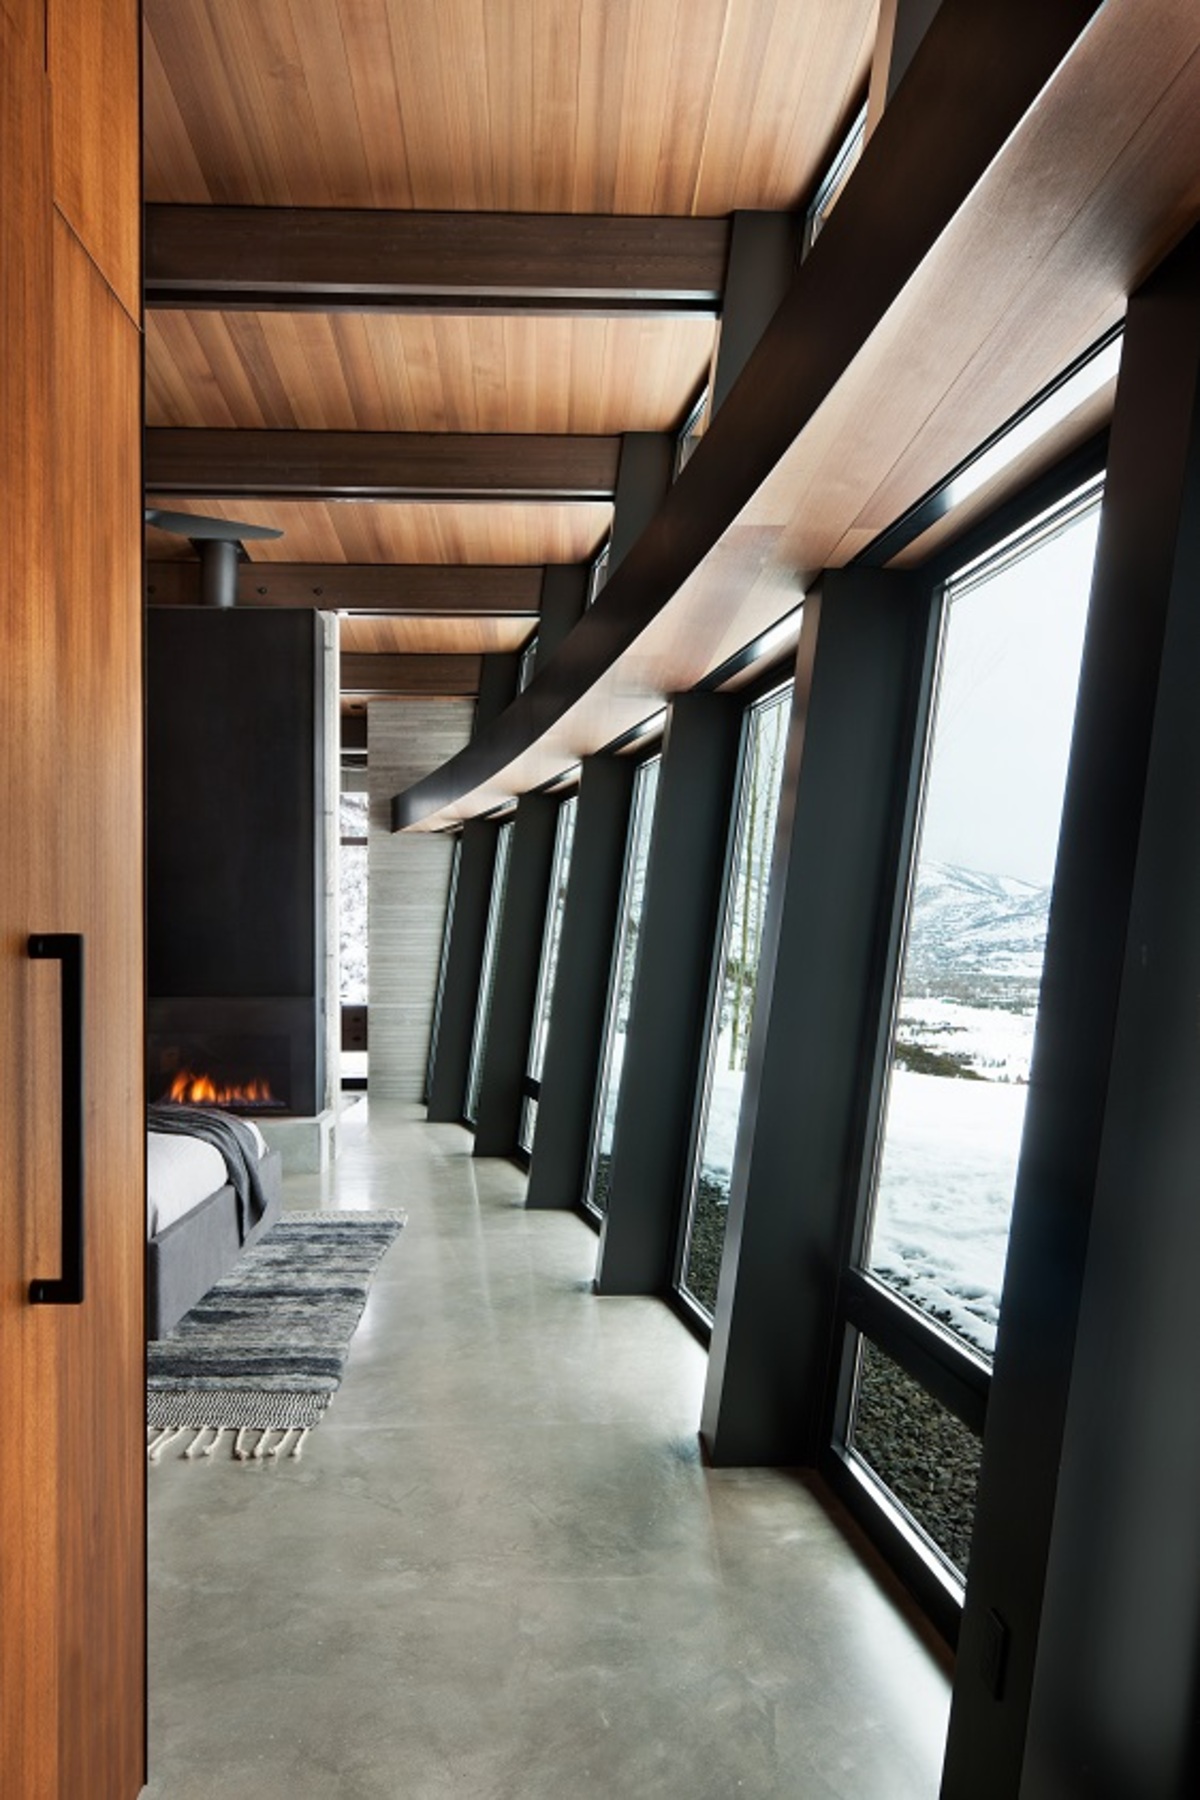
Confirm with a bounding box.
[339,843,369,1004]
[519,798,578,1154]
[849,1336,981,1578]
[518,635,539,691]
[803,106,866,255]
[865,494,1101,1356]
[465,821,513,1126]
[584,756,661,1213]
[681,685,790,1315]
[339,790,369,839]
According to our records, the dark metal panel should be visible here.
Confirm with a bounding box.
[942,226,1200,1800]
[147,561,545,613]
[340,653,482,697]
[526,756,636,1211]
[390,0,1104,830]
[472,793,561,1157]
[533,564,588,670]
[700,569,935,1465]
[595,692,744,1295]
[608,432,674,575]
[145,206,730,315]
[146,427,621,502]
[709,212,799,417]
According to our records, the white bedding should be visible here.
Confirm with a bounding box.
[147,1120,267,1238]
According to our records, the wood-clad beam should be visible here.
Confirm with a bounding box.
[145,428,621,502]
[390,0,1108,830]
[341,653,482,697]
[146,560,544,613]
[145,206,730,316]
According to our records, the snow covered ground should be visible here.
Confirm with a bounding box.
[869,1070,1025,1355]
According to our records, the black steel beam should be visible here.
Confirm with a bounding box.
[146,428,621,503]
[145,205,730,316]
[146,560,544,614]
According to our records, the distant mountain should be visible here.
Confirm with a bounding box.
[903,861,1050,1007]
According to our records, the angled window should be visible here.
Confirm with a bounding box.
[863,485,1101,1361]
[583,754,661,1215]
[586,539,611,608]
[674,386,710,478]
[830,478,1103,1618]
[519,794,578,1155]
[518,634,539,692]
[464,819,514,1127]
[677,681,791,1319]
[802,105,866,256]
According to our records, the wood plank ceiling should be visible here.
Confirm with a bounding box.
[142,0,880,706]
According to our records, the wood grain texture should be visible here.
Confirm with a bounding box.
[367,700,474,1099]
[146,559,544,613]
[145,309,715,433]
[0,25,59,1796]
[50,212,145,1800]
[143,0,879,214]
[340,615,532,654]
[50,0,139,317]
[393,0,1200,830]
[144,205,730,309]
[342,653,483,696]
[144,498,612,565]
[2,12,144,1794]
[145,428,622,500]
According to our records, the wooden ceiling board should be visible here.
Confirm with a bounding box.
[740,0,1200,582]
[339,615,532,654]
[391,0,1200,830]
[143,0,879,215]
[143,496,613,565]
[146,310,716,433]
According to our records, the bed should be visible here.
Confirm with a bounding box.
[147,1112,283,1338]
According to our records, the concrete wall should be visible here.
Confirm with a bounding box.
[367,699,475,1099]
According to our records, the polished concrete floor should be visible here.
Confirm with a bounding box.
[145,1100,951,1800]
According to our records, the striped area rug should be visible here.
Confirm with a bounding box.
[147,1210,405,1463]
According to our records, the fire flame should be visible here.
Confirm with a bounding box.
[166,1069,277,1107]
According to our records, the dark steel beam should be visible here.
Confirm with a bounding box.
[146,428,621,503]
[145,205,729,316]
[146,560,545,613]
[340,654,482,697]
[391,0,1104,831]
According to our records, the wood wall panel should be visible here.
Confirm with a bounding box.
[49,0,139,318]
[2,10,144,1795]
[144,497,612,566]
[0,24,59,1796]
[367,700,474,1099]
[146,311,716,434]
[3,0,44,56]
[143,0,878,215]
[50,213,144,1800]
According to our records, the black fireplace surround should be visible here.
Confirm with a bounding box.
[147,608,326,1117]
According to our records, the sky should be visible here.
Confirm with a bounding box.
[918,502,1101,889]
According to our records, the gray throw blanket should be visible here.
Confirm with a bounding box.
[147,1103,270,1243]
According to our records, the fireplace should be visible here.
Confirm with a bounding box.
[147,999,320,1116]
[146,609,330,1122]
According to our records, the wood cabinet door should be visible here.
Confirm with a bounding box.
[0,10,145,1798]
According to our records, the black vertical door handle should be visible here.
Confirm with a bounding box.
[28,933,85,1305]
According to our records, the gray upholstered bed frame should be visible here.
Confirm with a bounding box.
[146,1149,284,1339]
